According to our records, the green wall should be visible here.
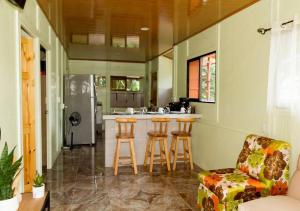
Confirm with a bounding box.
[68,60,146,113]
[173,0,300,173]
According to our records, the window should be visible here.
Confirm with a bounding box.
[72,34,88,44]
[126,36,140,48]
[112,36,126,48]
[111,76,126,91]
[88,34,105,46]
[187,52,216,103]
[112,35,140,48]
[111,76,142,92]
[127,78,141,91]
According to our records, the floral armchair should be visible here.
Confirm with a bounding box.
[197,134,291,211]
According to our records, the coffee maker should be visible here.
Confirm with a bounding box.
[169,98,190,111]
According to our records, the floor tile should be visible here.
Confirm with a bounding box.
[45,135,201,210]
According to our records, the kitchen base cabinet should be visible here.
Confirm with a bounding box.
[110,92,144,108]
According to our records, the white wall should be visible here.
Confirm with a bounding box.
[173,0,300,173]
[0,0,67,179]
[68,60,146,113]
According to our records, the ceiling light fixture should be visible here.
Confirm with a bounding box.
[140,27,149,31]
[202,0,208,5]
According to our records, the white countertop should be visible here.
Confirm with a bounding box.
[103,113,202,120]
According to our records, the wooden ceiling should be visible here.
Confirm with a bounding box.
[37,0,259,62]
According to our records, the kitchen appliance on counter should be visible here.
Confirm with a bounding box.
[64,74,97,146]
[169,98,190,111]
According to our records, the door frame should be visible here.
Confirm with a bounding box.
[45,47,52,169]
[36,43,51,171]
[20,26,51,178]
[36,38,52,171]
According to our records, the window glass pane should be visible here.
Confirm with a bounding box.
[112,36,125,48]
[111,77,126,91]
[89,34,105,45]
[126,36,140,48]
[72,34,88,44]
[127,79,140,91]
[188,60,200,99]
[200,52,216,103]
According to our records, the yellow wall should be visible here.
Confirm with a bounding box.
[174,0,300,172]
[0,0,67,173]
[68,60,146,113]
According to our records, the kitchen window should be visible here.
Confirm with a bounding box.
[127,78,141,92]
[187,51,216,103]
[111,76,126,91]
[111,76,142,92]
[111,35,140,48]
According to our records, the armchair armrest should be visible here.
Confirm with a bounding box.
[238,196,300,211]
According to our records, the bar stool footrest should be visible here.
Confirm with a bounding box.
[119,156,132,160]
[174,158,191,162]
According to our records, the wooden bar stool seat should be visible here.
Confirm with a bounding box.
[116,133,134,139]
[147,132,168,137]
[144,118,171,173]
[113,118,138,176]
[171,131,191,137]
[170,118,194,171]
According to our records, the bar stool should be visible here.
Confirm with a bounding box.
[170,118,194,171]
[113,118,138,176]
[144,118,171,173]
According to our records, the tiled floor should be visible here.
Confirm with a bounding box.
[45,135,201,211]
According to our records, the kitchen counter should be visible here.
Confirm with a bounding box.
[103,113,202,120]
[103,113,202,167]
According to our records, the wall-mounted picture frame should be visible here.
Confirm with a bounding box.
[187,51,216,103]
[95,75,106,88]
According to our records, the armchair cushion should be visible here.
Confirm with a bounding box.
[239,155,300,211]
[236,135,290,185]
[198,168,269,210]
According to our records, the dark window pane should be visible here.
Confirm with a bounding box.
[111,77,126,91]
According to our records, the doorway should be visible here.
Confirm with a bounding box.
[21,35,36,192]
[40,46,47,170]
[151,72,157,106]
